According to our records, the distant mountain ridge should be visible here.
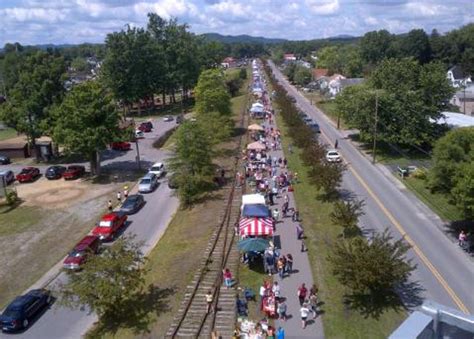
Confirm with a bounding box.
[201,33,287,44]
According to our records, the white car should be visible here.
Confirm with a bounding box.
[138,173,158,193]
[326,149,342,163]
[163,115,174,122]
[135,130,145,139]
[148,162,165,178]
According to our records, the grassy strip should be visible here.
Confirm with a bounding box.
[0,127,17,141]
[402,177,463,222]
[302,92,346,129]
[274,108,406,339]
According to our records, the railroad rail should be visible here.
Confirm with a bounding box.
[165,72,250,338]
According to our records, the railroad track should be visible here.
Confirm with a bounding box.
[165,72,250,339]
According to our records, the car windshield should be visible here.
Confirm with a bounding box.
[99,220,112,227]
[140,179,151,185]
[151,166,161,171]
[328,152,339,156]
[68,249,85,257]
[20,169,29,174]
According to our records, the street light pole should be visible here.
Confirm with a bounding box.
[135,139,141,170]
[372,91,378,164]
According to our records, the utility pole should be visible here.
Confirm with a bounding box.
[372,91,378,164]
[135,139,141,170]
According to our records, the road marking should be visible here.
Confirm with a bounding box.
[276,66,471,313]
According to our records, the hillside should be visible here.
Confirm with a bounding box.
[201,33,287,44]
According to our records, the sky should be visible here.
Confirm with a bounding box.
[0,0,472,45]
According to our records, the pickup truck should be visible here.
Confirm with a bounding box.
[92,212,128,241]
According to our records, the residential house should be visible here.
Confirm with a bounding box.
[450,84,474,116]
[283,53,297,62]
[312,68,329,81]
[221,57,237,68]
[447,65,472,88]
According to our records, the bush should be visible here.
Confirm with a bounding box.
[412,168,427,180]
[5,190,18,206]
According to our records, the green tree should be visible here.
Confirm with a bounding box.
[0,51,66,155]
[60,235,146,318]
[452,162,474,218]
[194,69,231,116]
[168,121,215,206]
[239,68,247,80]
[294,66,312,86]
[359,30,394,65]
[330,199,365,237]
[51,81,121,175]
[329,230,415,301]
[283,63,297,83]
[316,46,341,73]
[70,57,89,72]
[400,29,432,64]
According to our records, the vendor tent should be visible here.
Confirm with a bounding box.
[242,204,270,218]
[250,106,264,113]
[248,124,264,131]
[238,238,270,252]
[239,217,274,236]
[247,141,266,150]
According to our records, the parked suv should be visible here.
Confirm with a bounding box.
[138,173,158,193]
[63,165,85,180]
[92,212,128,241]
[0,170,15,185]
[148,162,165,178]
[45,166,67,180]
[63,235,101,270]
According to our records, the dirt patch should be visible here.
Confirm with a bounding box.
[16,178,114,209]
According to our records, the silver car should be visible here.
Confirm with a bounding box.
[138,173,158,193]
[0,170,15,185]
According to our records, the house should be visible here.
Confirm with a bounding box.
[296,60,312,69]
[450,85,474,116]
[447,65,472,88]
[312,68,329,80]
[283,53,296,61]
[221,57,237,68]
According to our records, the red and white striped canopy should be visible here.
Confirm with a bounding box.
[239,217,274,236]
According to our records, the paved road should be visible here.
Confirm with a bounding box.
[0,118,180,339]
[269,61,474,314]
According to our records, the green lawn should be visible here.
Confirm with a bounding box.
[0,205,46,236]
[0,127,17,141]
[302,92,346,129]
[275,107,406,339]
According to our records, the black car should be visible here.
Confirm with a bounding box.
[119,194,145,214]
[45,165,67,180]
[0,289,51,332]
[0,155,11,165]
[309,123,321,133]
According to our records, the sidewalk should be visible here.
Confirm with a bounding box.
[262,118,325,338]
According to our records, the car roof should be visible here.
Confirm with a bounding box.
[0,170,12,175]
[125,194,141,200]
[75,235,99,249]
[151,162,163,167]
[8,295,31,309]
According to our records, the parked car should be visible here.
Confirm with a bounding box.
[148,162,165,178]
[138,173,158,193]
[63,165,85,180]
[0,289,51,332]
[0,155,11,165]
[176,115,184,124]
[308,123,321,133]
[45,166,67,180]
[16,167,40,183]
[63,235,101,270]
[138,121,152,132]
[303,117,313,124]
[163,115,174,122]
[135,130,145,139]
[326,149,342,163]
[92,212,128,241]
[110,142,131,151]
[0,170,15,185]
[119,194,145,214]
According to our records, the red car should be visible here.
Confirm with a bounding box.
[63,235,101,270]
[63,165,85,180]
[110,142,131,151]
[138,122,152,132]
[16,167,40,183]
[92,212,128,241]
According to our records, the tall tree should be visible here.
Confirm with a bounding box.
[359,30,394,65]
[51,81,121,175]
[0,51,66,154]
[400,29,432,64]
[194,69,231,116]
[168,121,215,206]
[60,236,146,318]
[294,66,312,86]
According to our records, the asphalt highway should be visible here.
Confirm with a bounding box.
[269,61,474,314]
[0,117,180,338]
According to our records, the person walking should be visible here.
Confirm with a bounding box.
[107,200,113,212]
[283,194,289,204]
[282,201,289,218]
[309,286,319,319]
[277,257,285,279]
[205,290,214,313]
[272,281,281,300]
[334,139,339,149]
[123,186,129,199]
[276,326,285,339]
[285,254,293,274]
[259,281,267,311]
[277,300,287,321]
[297,283,308,306]
[292,209,299,222]
[300,303,314,329]
[116,191,122,203]
[272,208,280,222]
[223,268,233,289]
[301,239,307,252]
[296,223,304,240]
[459,230,467,248]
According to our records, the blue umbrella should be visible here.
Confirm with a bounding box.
[238,238,270,252]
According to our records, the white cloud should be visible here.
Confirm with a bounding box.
[305,0,340,15]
